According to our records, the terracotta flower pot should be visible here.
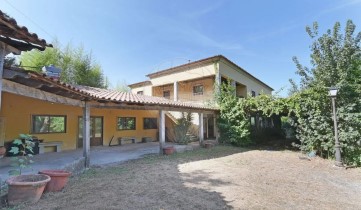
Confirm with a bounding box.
[0,146,5,158]
[163,146,175,155]
[6,174,51,205]
[39,170,71,192]
[204,143,213,149]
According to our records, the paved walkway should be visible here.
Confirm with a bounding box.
[0,142,161,183]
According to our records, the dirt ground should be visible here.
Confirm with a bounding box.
[7,146,361,210]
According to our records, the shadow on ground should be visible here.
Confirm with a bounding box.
[14,146,246,210]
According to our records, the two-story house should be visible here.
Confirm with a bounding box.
[129,55,273,139]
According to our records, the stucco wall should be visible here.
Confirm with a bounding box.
[130,84,153,96]
[0,92,160,151]
[150,63,216,86]
[219,60,272,95]
[152,77,215,104]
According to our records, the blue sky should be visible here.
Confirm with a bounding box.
[1,0,361,95]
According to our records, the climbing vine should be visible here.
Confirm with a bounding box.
[217,20,361,166]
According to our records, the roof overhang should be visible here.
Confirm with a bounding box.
[128,80,152,88]
[2,68,218,112]
[146,56,220,79]
[0,10,52,52]
[145,55,273,91]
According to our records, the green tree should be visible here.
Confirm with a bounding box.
[216,80,251,146]
[291,20,361,165]
[20,41,108,88]
[114,80,131,92]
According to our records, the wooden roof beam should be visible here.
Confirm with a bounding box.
[2,79,85,107]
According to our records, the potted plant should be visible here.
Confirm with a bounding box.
[38,170,71,192]
[6,134,50,205]
[163,146,175,155]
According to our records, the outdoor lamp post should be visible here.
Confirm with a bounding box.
[329,87,343,167]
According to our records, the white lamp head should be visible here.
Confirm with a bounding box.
[329,87,338,97]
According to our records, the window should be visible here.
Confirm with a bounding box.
[137,91,143,95]
[32,115,66,133]
[117,117,136,130]
[251,91,256,97]
[193,85,204,95]
[144,118,157,129]
[163,90,170,99]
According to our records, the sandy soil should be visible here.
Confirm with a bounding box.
[7,146,361,210]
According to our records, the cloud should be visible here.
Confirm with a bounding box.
[316,0,361,17]
[138,9,248,52]
[246,23,302,42]
[183,1,224,19]
[178,26,244,50]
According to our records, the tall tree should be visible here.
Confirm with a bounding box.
[114,80,131,92]
[291,20,361,165]
[20,41,108,88]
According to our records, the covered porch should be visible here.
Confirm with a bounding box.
[0,142,203,182]
[0,68,218,170]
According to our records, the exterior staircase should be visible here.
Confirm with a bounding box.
[165,111,178,124]
[186,131,199,142]
[165,111,200,143]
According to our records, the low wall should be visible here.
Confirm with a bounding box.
[63,157,86,176]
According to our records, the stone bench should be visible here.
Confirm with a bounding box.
[118,137,136,145]
[141,137,153,143]
[38,141,63,154]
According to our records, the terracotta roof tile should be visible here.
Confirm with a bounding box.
[5,68,217,111]
[74,85,217,110]
[0,10,52,51]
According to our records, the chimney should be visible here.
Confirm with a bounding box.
[42,65,62,80]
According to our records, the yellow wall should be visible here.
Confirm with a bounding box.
[0,92,160,151]
[152,84,174,100]
[150,63,216,86]
[219,60,273,95]
[130,84,153,96]
[152,77,215,104]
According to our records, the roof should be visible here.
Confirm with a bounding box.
[74,85,217,111]
[0,10,52,51]
[128,80,152,88]
[3,67,217,111]
[146,55,273,91]
[3,67,94,101]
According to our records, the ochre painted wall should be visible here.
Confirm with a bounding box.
[150,63,216,86]
[130,84,153,96]
[152,77,215,104]
[0,92,160,151]
[219,60,273,95]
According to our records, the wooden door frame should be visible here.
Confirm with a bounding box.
[77,116,104,148]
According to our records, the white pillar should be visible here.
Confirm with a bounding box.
[0,43,5,112]
[231,80,237,96]
[159,110,165,154]
[173,81,178,101]
[199,112,204,145]
[213,113,219,142]
[215,68,221,92]
[83,101,90,168]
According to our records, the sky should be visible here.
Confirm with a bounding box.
[1,0,361,95]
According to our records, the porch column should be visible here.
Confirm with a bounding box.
[215,67,221,92]
[173,81,178,101]
[159,110,165,154]
[199,112,204,145]
[214,113,219,142]
[231,80,237,96]
[83,101,91,168]
[0,43,5,112]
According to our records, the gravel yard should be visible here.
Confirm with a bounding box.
[8,146,361,210]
